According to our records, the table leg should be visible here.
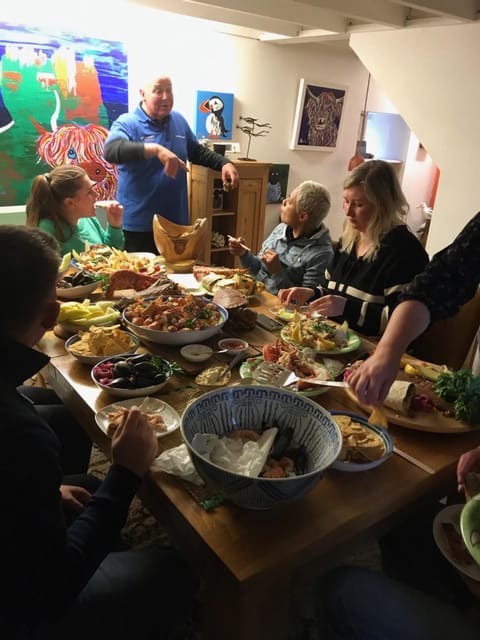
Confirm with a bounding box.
[201,566,291,640]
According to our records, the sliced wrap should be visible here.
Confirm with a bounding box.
[384,380,415,415]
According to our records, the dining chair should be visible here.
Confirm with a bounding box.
[409,287,480,370]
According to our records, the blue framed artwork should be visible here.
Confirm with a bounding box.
[0,21,128,207]
[195,90,234,140]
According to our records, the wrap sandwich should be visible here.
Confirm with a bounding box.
[384,380,415,415]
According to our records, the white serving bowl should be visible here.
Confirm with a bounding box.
[181,385,342,510]
[122,297,228,346]
[180,344,214,363]
[91,354,173,399]
[217,337,249,356]
[56,280,99,300]
[329,411,393,472]
[65,331,140,365]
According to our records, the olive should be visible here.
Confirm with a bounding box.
[153,373,167,384]
[135,375,156,388]
[112,361,133,378]
[109,377,135,389]
[127,354,152,365]
[133,362,158,376]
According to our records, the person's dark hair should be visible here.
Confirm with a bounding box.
[25,165,87,243]
[0,226,60,335]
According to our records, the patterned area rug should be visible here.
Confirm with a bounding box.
[88,444,172,550]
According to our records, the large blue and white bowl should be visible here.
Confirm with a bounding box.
[181,385,342,510]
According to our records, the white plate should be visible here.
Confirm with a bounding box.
[95,397,181,439]
[433,504,480,581]
[167,273,205,296]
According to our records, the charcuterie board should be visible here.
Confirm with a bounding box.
[345,386,472,434]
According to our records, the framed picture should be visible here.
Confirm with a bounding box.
[0,21,128,208]
[195,90,234,140]
[290,79,347,151]
[267,164,290,204]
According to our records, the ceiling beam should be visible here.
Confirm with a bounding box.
[178,0,347,32]
[129,0,302,36]
[389,0,478,22]
[293,0,407,27]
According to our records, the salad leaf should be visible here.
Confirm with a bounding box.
[435,370,480,425]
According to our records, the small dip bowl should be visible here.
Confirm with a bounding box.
[180,344,214,363]
[217,338,249,356]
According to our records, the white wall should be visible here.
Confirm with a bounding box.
[1,1,370,240]
[1,1,437,246]
[351,23,480,254]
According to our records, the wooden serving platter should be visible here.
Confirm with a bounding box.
[344,386,472,434]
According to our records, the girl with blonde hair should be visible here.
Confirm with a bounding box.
[279,160,429,336]
[26,165,124,254]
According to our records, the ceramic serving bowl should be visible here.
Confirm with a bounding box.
[122,297,228,346]
[56,280,99,300]
[217,337,249,356]
[181,385,342,510]
[330,411,393,472]
[180,344,214,363]
[91,354,173,398]
[65,331,140,365]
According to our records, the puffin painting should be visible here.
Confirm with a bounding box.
[199,95,230,138]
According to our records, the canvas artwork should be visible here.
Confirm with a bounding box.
[0,21,128,208]
[195,90,234,140]
[267,164,290,204]
[290,79,347,151]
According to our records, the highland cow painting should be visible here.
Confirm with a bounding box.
[290,79,347,152]
[0,21,128,208]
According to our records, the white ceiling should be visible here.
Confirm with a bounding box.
[130,0,480,45]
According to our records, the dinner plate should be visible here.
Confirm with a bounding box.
[280,325,362,355]
[240,356,341,398]
[95,397,181,439]
[433,504,480,581]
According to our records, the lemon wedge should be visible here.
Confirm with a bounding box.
[59,252,72,272]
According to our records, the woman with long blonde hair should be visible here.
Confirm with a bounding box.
[279,160,429,336]
[26,165,124,255]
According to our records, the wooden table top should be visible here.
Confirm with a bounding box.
[42,285,480,640]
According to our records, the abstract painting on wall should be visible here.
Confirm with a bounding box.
[194,90,234,140]
[0,21,128,208]
[290,79,347,151]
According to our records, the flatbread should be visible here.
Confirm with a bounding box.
[384,380,415,415]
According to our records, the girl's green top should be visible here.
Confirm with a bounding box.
[38,217,125,254]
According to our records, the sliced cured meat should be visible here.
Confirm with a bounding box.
[105,270,159,297]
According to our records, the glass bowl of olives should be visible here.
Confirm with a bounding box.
[91,353,174,398]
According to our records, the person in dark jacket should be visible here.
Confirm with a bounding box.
[0,225,195,639]
[104,74,239,253]
[279,160,429,336]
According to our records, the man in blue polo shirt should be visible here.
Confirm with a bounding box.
[104,75,239,253]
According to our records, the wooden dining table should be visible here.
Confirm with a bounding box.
[40,288,480,640]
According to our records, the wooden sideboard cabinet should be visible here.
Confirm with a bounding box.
[189,161,271,267]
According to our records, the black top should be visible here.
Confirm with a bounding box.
[0,336,141,634]
[400,211,480,321]
[320,225,429,336]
